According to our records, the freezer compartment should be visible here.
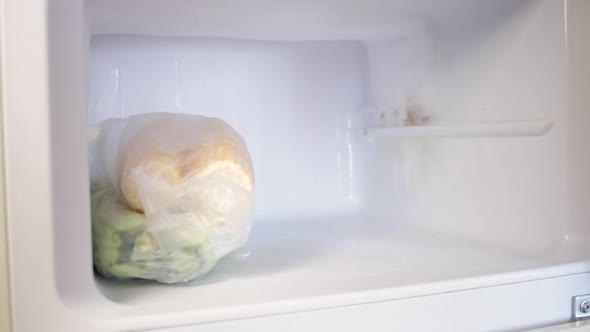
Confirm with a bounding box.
[86,0,587,302]
[28,0,590,327]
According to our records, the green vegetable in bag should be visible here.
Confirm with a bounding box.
[91,187,216,283]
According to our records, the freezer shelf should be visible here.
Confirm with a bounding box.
[95,217,590,312]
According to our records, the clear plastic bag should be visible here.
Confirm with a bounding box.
[90,113,254,283]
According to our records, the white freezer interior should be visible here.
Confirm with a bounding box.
[48,0,590,323]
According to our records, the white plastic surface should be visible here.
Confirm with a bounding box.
[86,0,518,41]
[2,0,590,331]
[528,321,590,332]
[566,0,590,236]
[96,222,590,308]
[150,273,590,332]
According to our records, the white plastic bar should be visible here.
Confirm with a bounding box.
[365,120,553,139]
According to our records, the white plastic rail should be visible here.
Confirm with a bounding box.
[365,120,553,140]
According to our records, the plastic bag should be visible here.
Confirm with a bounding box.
[90,113,255,283]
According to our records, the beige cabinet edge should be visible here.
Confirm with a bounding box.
[0,0,13,330]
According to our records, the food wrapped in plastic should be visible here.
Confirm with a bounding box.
[90,113,255,283]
